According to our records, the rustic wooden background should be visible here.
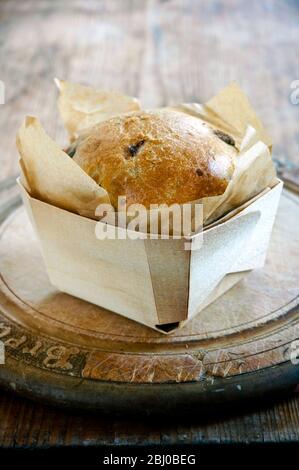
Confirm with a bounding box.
[0,0,299,447]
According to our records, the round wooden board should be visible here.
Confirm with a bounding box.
[0,190,298,415]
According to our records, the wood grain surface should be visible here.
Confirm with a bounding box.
[1,389,299,447]
[0,0,299,447]
[0,192,298,413]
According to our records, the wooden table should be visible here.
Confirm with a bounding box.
[0,0,299,449]
[1,389,299,448]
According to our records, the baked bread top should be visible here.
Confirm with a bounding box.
[71,109,237,208]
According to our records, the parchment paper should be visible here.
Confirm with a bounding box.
[17,80,277,231]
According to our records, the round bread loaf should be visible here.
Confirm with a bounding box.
[72,110,236,208]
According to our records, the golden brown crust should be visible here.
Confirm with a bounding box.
[72,110,237,208]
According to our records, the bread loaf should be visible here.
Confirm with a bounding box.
[72,109,237,208]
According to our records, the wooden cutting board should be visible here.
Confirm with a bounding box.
[0,190,298,415]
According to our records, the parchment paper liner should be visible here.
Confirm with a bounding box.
[17,81,277,234]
